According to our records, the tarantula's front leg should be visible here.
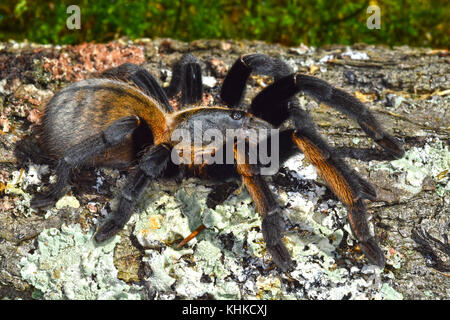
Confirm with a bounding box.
[290,109,384,266]
[31,116,140,208]
[296,74,404,158]
[220,54,293,126]
[95,143,171,242]
[236,161,292,271]
[252,72,405,158]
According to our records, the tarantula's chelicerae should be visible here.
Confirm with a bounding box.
[31,53,404,271]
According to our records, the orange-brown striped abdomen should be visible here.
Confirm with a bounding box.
[40,78,168,167]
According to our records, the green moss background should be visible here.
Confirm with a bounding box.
[0,0,448,47]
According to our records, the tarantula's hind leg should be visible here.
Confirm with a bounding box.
[31,115,140,209]
[101,63,173,112]
[95,143,171,242]
[165,53,203,106]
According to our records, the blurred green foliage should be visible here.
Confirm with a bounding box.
[0,0,448,47]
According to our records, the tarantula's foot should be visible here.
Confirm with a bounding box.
[357,119,405,159]
[358,237,386,267]
[95,219,122,243]
[30,193,58,209]
[355,175,378,202]
[375,135,405,159]
[266,242,292,272]
[261,210,293,272]
[349,199,386,267]
[31,185,68,209]
[31,160,72,209]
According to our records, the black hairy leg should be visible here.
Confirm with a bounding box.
[220,54,295,126]
[31,115,140,208]
[165,53,203,106]
[252,72,404,158]
[297,74,404,158]
[95,143,171,242]
[101,63,173,112]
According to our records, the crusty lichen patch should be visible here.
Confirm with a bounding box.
[128,154,403,300]
[371,138,449,195]
[19,224,143,300]
[133,182,257,299]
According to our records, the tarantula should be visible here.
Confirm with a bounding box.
[31,53,404,271]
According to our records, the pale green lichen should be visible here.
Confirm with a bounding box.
[132,172,401,300]
[133,189,194,248]
[143,249,179,292]
[372,139,450,196]
[195,240,223,273]
[378,283,404,300]
[20,224,143,300]
[134,182,259,299]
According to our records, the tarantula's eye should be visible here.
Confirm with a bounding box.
[231,110,244,120]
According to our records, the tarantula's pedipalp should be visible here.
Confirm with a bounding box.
[31,115,140,208]
[101,63,174,112]
[165,53,203,105]
[95,143,172,242]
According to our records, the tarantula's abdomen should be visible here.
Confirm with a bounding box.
[40,78,168,167]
